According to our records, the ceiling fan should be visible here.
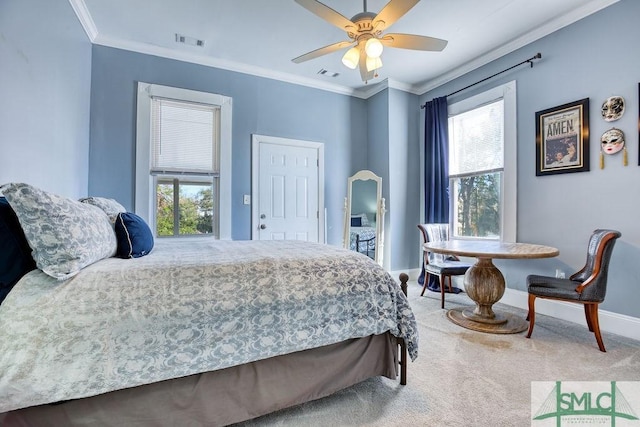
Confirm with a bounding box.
[292,0,448,83]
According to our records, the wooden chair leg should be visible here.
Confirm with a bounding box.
[526,293,536,338]
[584,304,594,332]
[420,273,429,296]
[586,303,606,352]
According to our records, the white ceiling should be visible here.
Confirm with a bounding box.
[71,0,618,97]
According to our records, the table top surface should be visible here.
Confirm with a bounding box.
[423,240,559,259]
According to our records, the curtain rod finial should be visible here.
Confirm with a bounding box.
[529,52,542,67]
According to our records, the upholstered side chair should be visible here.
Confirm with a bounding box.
[418,223,471,309]
[526,229,621,352]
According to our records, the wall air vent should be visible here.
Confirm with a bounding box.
[175,33,205,47]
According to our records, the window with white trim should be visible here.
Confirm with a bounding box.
[447,81,516,241]
[136,83,232,239]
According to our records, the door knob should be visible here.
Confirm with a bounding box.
[260,224,267,229]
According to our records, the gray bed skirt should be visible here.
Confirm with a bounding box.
[1,333,399,426]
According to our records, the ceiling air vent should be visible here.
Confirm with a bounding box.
[175,33,205,47]
[317,69,339,78]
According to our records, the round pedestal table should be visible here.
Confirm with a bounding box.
[423,240,559,334]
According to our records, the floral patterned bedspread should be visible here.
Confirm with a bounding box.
[0,239,418,413]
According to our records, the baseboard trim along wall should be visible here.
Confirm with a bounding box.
[500,288,640,343]
[393,268,640,343]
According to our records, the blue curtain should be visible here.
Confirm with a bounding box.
[419,96,452,291]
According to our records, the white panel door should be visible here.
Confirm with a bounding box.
[253,137,322,241]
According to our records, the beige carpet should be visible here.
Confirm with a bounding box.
[235,282,640,426]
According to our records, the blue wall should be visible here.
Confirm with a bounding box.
[419,0,640,317]
[89,46,367,243]
[366,90,391,268]
[366,88,422,271]
[4,0,637,317]
[388,88,421,271]
[0,0,92,197]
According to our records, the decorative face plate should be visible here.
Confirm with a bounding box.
[601,96,625,122]
[600,128,625,154]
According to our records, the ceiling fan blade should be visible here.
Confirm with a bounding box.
[372,0,420,31]
[292,41,353,63]
[358,49,375,82]
[294,0,355,31]
[380,33,448,51]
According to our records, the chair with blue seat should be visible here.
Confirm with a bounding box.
[526,229,621,352]
[418,223,471,309]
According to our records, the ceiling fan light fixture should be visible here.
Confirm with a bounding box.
[341,47,360,69]
[292,0,448,83]
[366,55,382,72]
[365,37,383,58]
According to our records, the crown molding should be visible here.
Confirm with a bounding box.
[70,0,619,100]
[351,78,421,100]
[414,0,620,95]
[354,79,390,99]
[95,33,366,98]
[67,0,402,100]
[68,0,97,41]
[387,79,420,95]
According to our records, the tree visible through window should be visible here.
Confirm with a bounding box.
[156,180,215,236]
[454,173,500,238]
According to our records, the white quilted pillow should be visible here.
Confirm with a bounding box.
[79,196,126,224]
[1,183,117,280]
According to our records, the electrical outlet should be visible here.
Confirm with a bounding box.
[243,195,251,205]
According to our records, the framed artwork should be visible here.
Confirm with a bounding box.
[535,98,590,176]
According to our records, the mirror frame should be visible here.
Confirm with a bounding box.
[343,170,386,266]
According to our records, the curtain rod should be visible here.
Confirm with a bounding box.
[421,52,542,109]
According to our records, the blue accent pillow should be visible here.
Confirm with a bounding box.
[351,217,362,227]
[114,212,154,258]
[0,197,36,304]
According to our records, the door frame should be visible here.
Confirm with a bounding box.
[251,134,325,242]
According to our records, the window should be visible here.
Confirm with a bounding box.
[136,83,232,239]
[156,178,216,236]
[447,81,516,241]
[151,99,217,237]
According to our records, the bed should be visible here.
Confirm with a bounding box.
[0,183,418,426]
[349,226,377,258]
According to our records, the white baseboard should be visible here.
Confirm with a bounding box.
[500,288,640,342]
[391,269,640,343]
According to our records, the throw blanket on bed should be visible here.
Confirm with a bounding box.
[0,240,418,413]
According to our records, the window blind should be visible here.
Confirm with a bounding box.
[151,97,219,175]
[449,99,504,177]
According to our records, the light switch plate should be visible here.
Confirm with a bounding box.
[243,195,251,205]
